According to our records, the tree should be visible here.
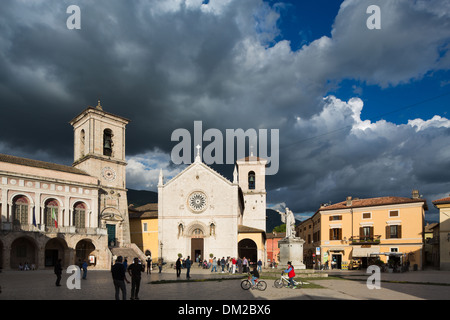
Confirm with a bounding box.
[273,224,286,233]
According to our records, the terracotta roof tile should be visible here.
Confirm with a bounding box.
[320,196,427,211]
[432,196,450,205]
[0,153,90,176]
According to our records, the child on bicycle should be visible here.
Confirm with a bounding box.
[250,266,260,288]
[283,261,296,289]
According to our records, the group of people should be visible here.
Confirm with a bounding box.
[111,256,146,300]
[193,256,264,274]
[18,262,36,271]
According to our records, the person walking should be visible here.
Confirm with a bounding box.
[185,256,192,279]
[257,259,262,273]
[111,256,130,300]
[176,257,182,278]
[128,258,145,300]
[81,259,88,280]
[54,259,63,287]
[220,257,226,273]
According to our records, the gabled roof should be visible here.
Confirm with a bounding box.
[0,153,91,176]
[161,160,234,188]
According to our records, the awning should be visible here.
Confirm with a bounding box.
[352,247,380,258]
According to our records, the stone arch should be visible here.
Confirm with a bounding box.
[44,237,69,267]
[186,221,208,237]
[75,239,96,266]
[10,236,38,270]
[238,239,258,267]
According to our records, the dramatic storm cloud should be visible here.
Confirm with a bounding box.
[0,0,449,221]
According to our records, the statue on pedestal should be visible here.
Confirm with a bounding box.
[276,206,306,269]
[277,207,296,239]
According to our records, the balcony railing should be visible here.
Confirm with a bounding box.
[1,223,107,236]
[350,235,381,245]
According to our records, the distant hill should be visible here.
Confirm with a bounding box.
[127,189,158,207]
[127,189,294,233]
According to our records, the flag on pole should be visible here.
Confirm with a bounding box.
[52,208,58,228]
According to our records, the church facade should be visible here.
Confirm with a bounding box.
[157,149,267,265]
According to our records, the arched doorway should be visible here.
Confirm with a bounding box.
[238,239,258,266]
[75,240,96,266]
[10,237,38,269]
[45,238,68,267]
[190,228,204,263]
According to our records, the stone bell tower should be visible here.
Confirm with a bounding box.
[70,101,131,246]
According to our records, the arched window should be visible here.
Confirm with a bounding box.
[13,196,29,226]
[103,129,113,156]
[80,129,85,157]
[248,171,255,190]
[73,202,86,229]
[44,199,59,228]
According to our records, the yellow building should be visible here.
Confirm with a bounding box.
[129,203,159,263]
[297,191,427,270]
[432,196,450,271]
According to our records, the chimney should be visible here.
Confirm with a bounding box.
[412,190,420,199]
[346,196,352,207]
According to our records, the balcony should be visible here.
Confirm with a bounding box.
[350,235,381,245]
[0,223,106,236]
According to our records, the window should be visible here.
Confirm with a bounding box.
[103,129,113,156]
[80,129,85,157]
[143,223,148,232]
[362,212,371,219]
[45,199,59,227]
[329,215,342,221]
[329,228,342,240]
[13,196,28,226]
[386,225,402,239]
[389,210,399,218]
[248,171,255,190]
[73,202,86,229]
[360,226,373,240]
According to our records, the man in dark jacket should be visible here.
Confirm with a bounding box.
[185,256,192,279]
[128,258,145,300]
[111,256,130,300]
[54,259,63,286]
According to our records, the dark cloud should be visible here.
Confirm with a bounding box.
[0,0,449,221]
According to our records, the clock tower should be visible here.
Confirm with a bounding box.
[70,101,131,246]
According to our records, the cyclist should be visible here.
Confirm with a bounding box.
[249,266,260,289]
[283,261,296,289]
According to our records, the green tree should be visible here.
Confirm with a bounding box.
[273,224,286,233]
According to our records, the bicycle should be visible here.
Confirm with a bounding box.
[241,273,267,291]
[274,272,303,289]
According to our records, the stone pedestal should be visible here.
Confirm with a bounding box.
[278,237,306,270]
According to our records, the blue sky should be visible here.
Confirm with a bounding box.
[271,0,450,126]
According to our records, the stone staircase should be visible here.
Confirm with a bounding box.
[110,243,147,263]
